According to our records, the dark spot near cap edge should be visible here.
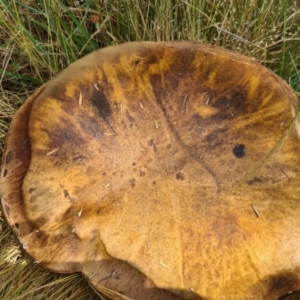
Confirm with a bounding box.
[6,150,14,164]
[267,270,300,299]
[278,290,300,300]
[3,169,8,178]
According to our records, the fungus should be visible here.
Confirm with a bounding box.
[1,41,300,299]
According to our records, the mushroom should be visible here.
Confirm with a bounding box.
[1,41,300,300]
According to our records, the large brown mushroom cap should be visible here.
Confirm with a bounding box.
[1,41,300,299]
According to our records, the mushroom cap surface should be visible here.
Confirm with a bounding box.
[1,41,300,300]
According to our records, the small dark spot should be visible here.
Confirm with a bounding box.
[28,188,37,193]
[103,172,107,176]
[64,190,70,198]
[166,144,172,149]
[5,150,14,164]
[175,172,185,180]
[233,144,245,158]
[132,162,136,166]
[63,189,76,203]
[147,139,154,146]
[15,222,19,229]
[152,181,156,185]
[139,170,146,177]
[3,169,8,178]
[130,179,136,188]
[147,139,157,152]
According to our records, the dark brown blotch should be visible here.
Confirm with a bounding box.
[91,87,111,119]
[34,230,48,247]
[205,128,228,148]
[34,216,50,227]
[210,89,258,123]
[63,206,78,219]
[5,150,14,164]
[130,179,136,188]
[139,170,146,177]
[175,172,185,181]
[63,189,76,203]
[28,188,37,194]
[267,270,300,297]
[147,139,157,152]
[64,189,70,198]
[165,48,197,79]
[44,118,86,148]
[79,116,102,139]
